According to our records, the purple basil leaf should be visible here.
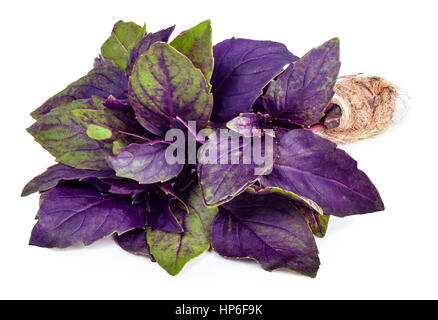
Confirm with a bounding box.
[198,131,273,206]
[260,130,384,217]
[31,64,128,119]
[210,38,298,123]
[147,187,183,233]
[103,95,132,112]
[226,113,264,137]
[251,96,266,114]
[156,182,189,213]
[172,165,197,192]
[80,177,111,193]
[133,191,149,206]
[29,181,146,248]
[126,25,176,75]
[115,228,152,258]
[106,141,184,184]
[246,184,323,215]
[298,206,330,238]
[21,163,115,197]
[211,192,320,277]
[263,38,341,127]
[128,42,213,136]
[102,179,148,197]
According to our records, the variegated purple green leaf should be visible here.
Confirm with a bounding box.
[170,20,213,83]
[226,113,264,137]
[31,64,128,119]
[21,164,115,197]
[29,181,146,248]
[106,141,184,184]
[210,38,298,123]
[71,102,146,145]
[198,132,273,206]
[101,21,146,72]
[211,192,320,277]
[126,25,176,75]
[147,184,218,275]
[115,228,152,258]
[183,184,218,239]
[28,98,114,170]
[147,187,183,233]
[260,130,384,217]
[298,206,330,238]
[263,38,341,127]
[128,42,213,136]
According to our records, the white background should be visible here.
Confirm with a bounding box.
[1,0,437,299]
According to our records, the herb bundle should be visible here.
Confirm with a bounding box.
[22,20,384,277]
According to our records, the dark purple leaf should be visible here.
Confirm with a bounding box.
[115,228,152,258]
[133,192,149,206]
[246,185,323,215]
[147,187,183,233]
[21,164,115,197]
[251,96,266,114]
[210,38,298,123]
[211,192,320,277]
[126,25,176,75]
[260,130,384,217]
[102,179,148,197]
[80,177,111,193]
[198,131,273,206]
[263,38,341,126]
[31,64,128,119]
[156,182,189,212]
[172,165,197,192]
[103,95,132,112]
[29,182,146,248]
[106,141,184,184]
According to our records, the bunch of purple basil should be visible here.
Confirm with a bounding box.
[22,20,384,277]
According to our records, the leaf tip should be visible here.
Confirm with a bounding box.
[21,186,31,197]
